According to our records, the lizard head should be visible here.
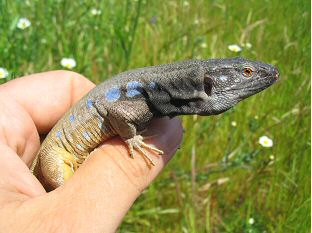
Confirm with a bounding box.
[201,57,279,115]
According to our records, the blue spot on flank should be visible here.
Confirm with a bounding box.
[69,114,75,122]
[148,81,157,89]
[105,87,120,102]
[87,99,93,109]
[126,81,143,97]
[76,144,84,151]
[56,131,62,138]
[98,120,104,131]
[83,131,91,141]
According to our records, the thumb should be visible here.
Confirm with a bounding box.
[53,117,183,233]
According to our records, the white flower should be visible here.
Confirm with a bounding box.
[259,136,273,148]
[0,68,9,79]
[228,44,242,53]
[194,19,200,25]
[200,42,207,48]
[243,42,252,49]
[269,155,275,160]
[17,18,31,29]
[183,1,190,7]
[231,121,237,127]
[90,8,101,16]
[248,218,255,225]
[60,58,76,69]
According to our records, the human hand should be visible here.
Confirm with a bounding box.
[0,71,183,233]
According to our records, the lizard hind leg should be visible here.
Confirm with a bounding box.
[39,146,78,189]
[125,135,164,166]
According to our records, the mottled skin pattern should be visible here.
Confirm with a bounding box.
[31,57,279,190]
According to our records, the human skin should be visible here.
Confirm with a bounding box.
[0,71,183,233]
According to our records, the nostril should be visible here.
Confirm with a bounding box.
[273,68,279,79]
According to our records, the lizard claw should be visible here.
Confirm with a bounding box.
[125,135,164,166]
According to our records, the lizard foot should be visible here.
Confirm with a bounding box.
[125,135,164,166]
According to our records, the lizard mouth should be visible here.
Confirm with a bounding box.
[238,76,276,99]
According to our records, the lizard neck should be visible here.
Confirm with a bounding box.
[143,64,210,117]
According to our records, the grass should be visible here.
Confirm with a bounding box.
[0,0,310,232]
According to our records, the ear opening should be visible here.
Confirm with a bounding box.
[204,76,213,96]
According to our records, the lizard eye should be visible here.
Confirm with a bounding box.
[243,67,253,77]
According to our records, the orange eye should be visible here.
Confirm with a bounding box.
[243,67,253,77]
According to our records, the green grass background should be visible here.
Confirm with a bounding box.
[0,0,310,232]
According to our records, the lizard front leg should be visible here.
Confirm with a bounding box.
[96,99,163,165]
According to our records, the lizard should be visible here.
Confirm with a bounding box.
[31,57,279,190]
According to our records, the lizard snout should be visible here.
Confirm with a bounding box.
[273,67,280,80]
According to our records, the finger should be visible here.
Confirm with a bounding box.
[0,71,95,133]
[0,71,95,191]
[53,117,183,233]
[0,95,40,164]
[0,143,46,198]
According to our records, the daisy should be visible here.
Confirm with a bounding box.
[248,218,255,225]
[0,68,9,79]
[90,8,101,16]
[200,42,207,48]
[17,18,31,29]
[259,136,273,148]
[231,121,237,127]
[242,42,252,49]
[228,44,242,53]
[60,58,77,69]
